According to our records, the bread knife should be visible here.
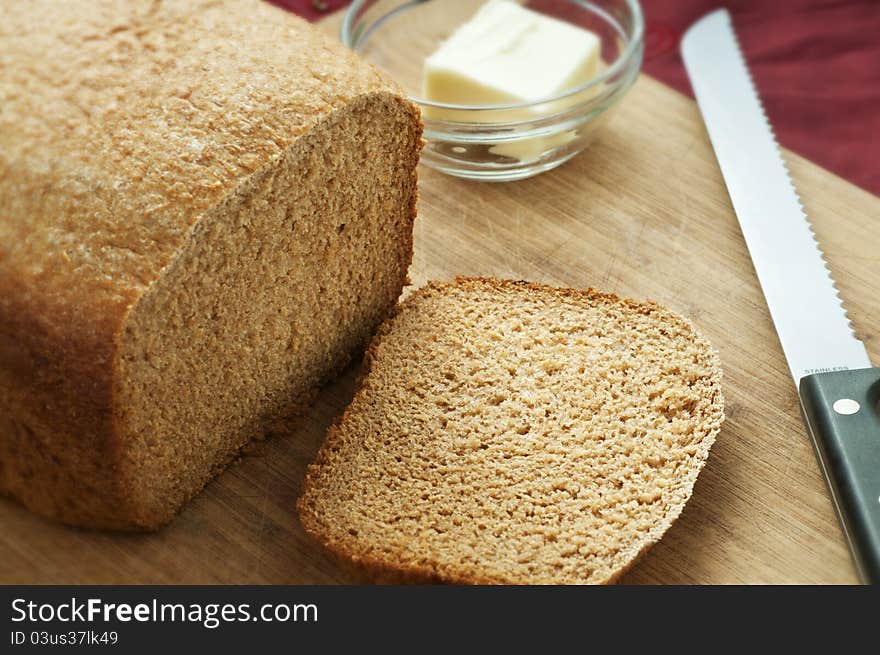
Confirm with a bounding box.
[681,9,880,584]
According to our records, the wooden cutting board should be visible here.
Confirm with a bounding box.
[2,16,878,584]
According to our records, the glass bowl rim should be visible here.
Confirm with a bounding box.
[340,0,645,112]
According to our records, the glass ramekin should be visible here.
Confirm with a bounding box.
[341,0,644,181]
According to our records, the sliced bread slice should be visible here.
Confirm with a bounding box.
[298,277,724,584]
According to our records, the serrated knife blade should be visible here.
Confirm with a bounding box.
[681,10,869,383]
[682,9,880,583]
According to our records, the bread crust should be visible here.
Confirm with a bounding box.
[0,0,422,529]
[298,277,725,584]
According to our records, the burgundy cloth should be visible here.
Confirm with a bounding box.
[271,1,880,196]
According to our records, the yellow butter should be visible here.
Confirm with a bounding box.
[422,0,601,160]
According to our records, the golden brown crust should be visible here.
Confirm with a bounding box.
[298,277,725,584]
[0,0,422,528]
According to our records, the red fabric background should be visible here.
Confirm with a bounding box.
[271,1,880,196]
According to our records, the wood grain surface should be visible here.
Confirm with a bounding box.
[1,13,878,584]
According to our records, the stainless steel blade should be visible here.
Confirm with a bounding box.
[681,9,870,384]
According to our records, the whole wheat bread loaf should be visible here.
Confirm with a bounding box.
[298,278,724,584]
[0,0,422,529]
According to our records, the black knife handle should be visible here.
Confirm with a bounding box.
[799,367,880,584]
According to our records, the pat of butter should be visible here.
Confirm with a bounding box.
[422,0,601,160]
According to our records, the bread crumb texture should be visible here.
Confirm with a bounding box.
[0,0,421,528]
[299,278,724,584]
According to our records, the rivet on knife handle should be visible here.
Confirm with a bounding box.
[800,368,880,584]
